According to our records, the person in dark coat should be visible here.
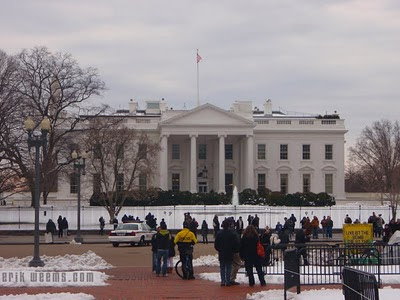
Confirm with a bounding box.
[150,227,160,273]
[46,219,57,241]
[213,215,220,238]
[57,215,63,238]
[260,226,272,266]
[235,216,244,237]
[295,229,309,265]
[61,217,69,237]
[240,225,266,287]
[113,217,118,230]
[99,216,105,235]
[252,214,260,232]
[155,223,172,276]
[214,219,241,286]
[190,218,199,238]
[201,220,209,244]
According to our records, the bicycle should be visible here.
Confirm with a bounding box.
[175,252,194,280]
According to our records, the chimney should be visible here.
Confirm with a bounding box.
[129,99,138,114]
[264,99,272,115]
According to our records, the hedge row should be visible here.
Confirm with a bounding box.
[90,189,335,207]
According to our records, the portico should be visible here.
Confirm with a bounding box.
[158,103,256,193]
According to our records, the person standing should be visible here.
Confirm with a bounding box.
[201,220,209,244]
[240,225,266,287]
[57,215,63,238]
[236,216,244,238]
[295,229,309,265]
[252,214,260,232]
[113,216,118,230]
[167,232,176,273]
[326,216,333,239]
[155,223,172,277]
[46,219,57,243]
[99,216,105,235]
[214,220,240,286]
[190,218,199,238]
[61,217,69,237]
[311,216,319,239]
[321,216,328,238]
[150,227,160,273]
[260,226,272,266]
[344,214,352,224]
[213,215,220,238]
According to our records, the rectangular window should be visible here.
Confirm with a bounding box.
[225,144,233,160]
[139,173,147,191]
[172,173,180,191]
[172,144,180,160]
[138,143,147,159]
[325,144,333,160]
[303,174,311,193]
[280,144,288,160]
[198,181,208,193]
[70,173,78,194]
[302,144,310,160]
[325,174,333,194]
[93,173,101,194]
[198,144,207,160]
[257,144,266,160]
[257,173,266,193]
[280,173,288,194]
[116,173,124,192]
[116,144,124,159]
[225,173,233,194]
[94,143,102,159]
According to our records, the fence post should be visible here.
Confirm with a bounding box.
[284,248,300,300]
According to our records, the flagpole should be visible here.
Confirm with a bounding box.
[197,49,200,107]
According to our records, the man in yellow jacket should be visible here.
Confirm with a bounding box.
[174,221,197,279]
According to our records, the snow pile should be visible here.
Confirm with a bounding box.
[0,293,94,300]
[0,251,112,271]
[193,255,219,267]
[246,287,400,300]
[172,254,219,267]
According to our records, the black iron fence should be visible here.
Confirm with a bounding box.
[263,243,400,285]
[342,267,380,300]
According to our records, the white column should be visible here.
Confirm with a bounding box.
[246,135,254,189]
[190,134,197,193]
[218,135,226,193]
[159,134,169,190]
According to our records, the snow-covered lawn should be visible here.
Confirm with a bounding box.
[0,251,111,288]
[0,293,94,300]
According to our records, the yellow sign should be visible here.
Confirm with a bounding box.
[343,224,373,244]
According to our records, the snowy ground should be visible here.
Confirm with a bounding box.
[1,253,399,299]
[0,251,111,288]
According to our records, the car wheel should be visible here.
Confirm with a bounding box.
[112,242,119,247]
[130,242,135,246]
[138,236,145,246]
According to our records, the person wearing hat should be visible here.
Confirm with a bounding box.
[174,221,197,279]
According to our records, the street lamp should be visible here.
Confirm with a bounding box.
[24,116,50,267]
[71,149,87,243]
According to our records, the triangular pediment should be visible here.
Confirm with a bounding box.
[299,166,315,172]
[159,103,254,127]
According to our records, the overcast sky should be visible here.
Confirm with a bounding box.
[1,0,399,152]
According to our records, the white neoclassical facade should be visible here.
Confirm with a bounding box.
[8,99,348,206]
[127,99,347,199]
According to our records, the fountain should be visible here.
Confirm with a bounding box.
[231,186,239,206]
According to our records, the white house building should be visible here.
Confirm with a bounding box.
[8,99,348,206]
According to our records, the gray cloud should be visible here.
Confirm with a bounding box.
[1,0,399,153]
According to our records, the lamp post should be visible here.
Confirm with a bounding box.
[24,116,50,267]
[71,150,87,243]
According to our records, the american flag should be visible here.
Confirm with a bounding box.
[197,53,202,63]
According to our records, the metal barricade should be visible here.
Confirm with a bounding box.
[342,266,379,300]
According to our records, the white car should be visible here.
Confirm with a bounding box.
[108,222,156,247]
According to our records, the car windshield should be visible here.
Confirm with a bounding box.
[116,224,139,230]
[141,224,151,231]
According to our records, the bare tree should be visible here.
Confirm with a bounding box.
[0,50,22,199]
[349,119,400,219]
[82,117,161,222]
[0,46,106,206]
